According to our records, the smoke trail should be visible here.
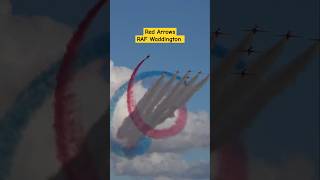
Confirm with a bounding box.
[149,72,190,125]
[243,42,320,120]
[216,38,288,116]
[211,41,244,110]
[219,33,254,82]
[50,111,109,180]
[53,71,185,177]
[214,33,255,115]
[175,74,210,108]
[146,74,178,125]
[212,44,319,180]
[158,74,209,125]
[213,42,319,151]
[212,38,289,180]
[53,0,107,179]
[248,38,287,77]
[116,74,169,141]
[0,34,108,179]
[214,138,248,180]
[110,71,159,158]
[138,74,166,118]
[159,71,190,106]
[211,37,229,60]
[211,36,254,180]
[110,71,179,158]
[144,74,177,123]
[127,58,187,139]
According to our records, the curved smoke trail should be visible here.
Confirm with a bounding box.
[111,71,170,158]
[54,0,107,179]
[0,33,108,179]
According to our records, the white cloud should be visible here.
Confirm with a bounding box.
[9,60,107,180]
[110,61,210,152]
[112,152,209,180]
[110,60,132,96]
[0,1,75,179]
[71,59,108,131]
[110,61,210,180]
[150,111,210,153]
[0,0,72,118]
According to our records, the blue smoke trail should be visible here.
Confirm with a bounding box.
[214,44,228,58]
[0,35,108,179]
[213,43,246,71]
[110,71,181,158]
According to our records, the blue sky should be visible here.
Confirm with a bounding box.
[111,0,210,112]
[111,0,210,179]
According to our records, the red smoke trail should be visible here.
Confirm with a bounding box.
[54,0,107,179]
[214,139,248,180]
[126,56,188,139]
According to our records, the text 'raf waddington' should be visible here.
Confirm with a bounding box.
[135,28,185,44]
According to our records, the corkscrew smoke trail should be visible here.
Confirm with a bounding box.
[53,0,107,179]
[111,71,181,158]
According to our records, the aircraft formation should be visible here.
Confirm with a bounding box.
[214,24,319,40]
[213,24,319,77]
[117,67,210,147]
